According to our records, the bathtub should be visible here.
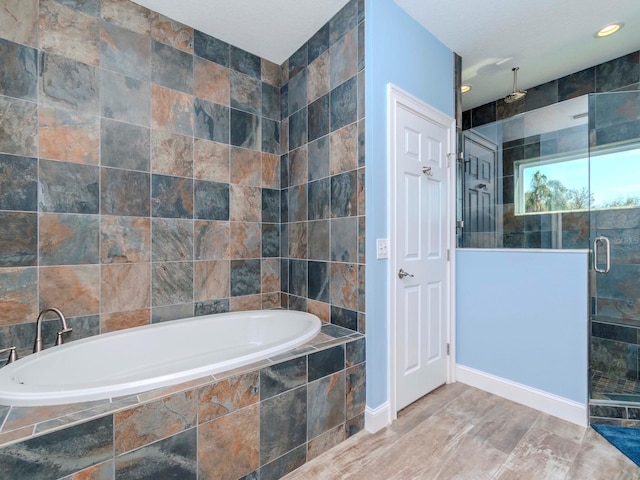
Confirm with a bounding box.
[0,310,321,407]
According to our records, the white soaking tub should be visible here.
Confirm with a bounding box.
[0,310,321,407]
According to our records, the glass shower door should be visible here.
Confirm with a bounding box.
[589,91,640,410]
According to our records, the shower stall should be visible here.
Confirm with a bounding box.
[459,90,640,424]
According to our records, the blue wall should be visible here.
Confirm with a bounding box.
[365,0,454,409]
[456,249,589,403]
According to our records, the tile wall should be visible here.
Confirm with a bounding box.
[0,0,366,359]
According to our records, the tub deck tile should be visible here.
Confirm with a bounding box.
[213,359,272,381]
[137,374,215,403]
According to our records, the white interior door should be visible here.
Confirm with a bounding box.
[390,86,452,412]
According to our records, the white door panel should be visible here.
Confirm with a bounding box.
[392,95,451,412]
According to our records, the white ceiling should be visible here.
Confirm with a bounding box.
[133,0,640,110]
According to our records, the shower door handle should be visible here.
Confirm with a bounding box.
[593,236,611,274]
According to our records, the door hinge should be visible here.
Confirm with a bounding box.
[447,343,450,355]
[447,249,450,261]
[446,153,452,167]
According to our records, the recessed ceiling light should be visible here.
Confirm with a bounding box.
[595,23,623,38]
[461,85,472,94]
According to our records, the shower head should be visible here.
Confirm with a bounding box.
[504,67,527,103]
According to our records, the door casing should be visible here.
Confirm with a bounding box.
[387,84,457,420]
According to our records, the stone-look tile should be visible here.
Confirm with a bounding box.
[289,259,308,298]
[262,117,280,155]
[101,308,149,332]
[40,51,98,113]
[289,222,309,259]
[231,109,261,150]
[198,371,259,423]
[195,220,229,260]
[330,76,357,132]
[101,0,151,35]
[152,218,193,262]
[331,217,358,262]
[195,180,229,220]
[596,52,640,92]
[289,69,308,115]
[261,59,281,88]
[39,0,99,66]
[262,223,280,258]
[357,167,365,215]
[231,147,261,185]
[260,385,307,465]
[281,116,289,153]
[229,223,261,259]
[261,445,306,480]
[152,40,193,94]
[0,154,37,211]
[151,130,193,177]
[330,0,358,44]
[262,153,280,189]
[346,337,365,367]
[288,44,307,80]
[152,303,194,324]
[0,0,38,47]
[39,160,99,214]
[308,261,329,303]
[308,345,344,382]
[151,13,193,54]
[262,189,280,223]
[308,371,346,439]
[288,185,308,223]
[0,212,38,267]
[39,213,99,266]
[308,50,330,104]
[230,259,260,296]
[152,84,194,136]
[330,263,358,310]
[308,94,330,143]
[39,106,99,164]
[357,264,365,312]
[308,24,329,65]
[229,186,261,223]
[194,97,229,143]
[229,295,262,312]
[194,298,229,316]
[330,28,357,89]
[230,46,261,79]
[39,265,99,316]
[116,428,197,480]
[100,69,150,126]
[308,178,330,221]
[262,292,281,310]
[308,136,330,181]
[0,95,38,157]
[558,67,595,101]
[101,119,149,171]
[357,21,365,71]
[198,404,259,480]
[101,263,150,313]
[0,267,37,325]
[330,123,358,175]
[289,107,308,151]
[289,295,307,312]
[358,216,365,264]
[331,171,357,218]
[308,220,330,261]
[115,390,196,455]
[152,262,193,307]
[152,174,193,219]
[346,363,365,419]
[0,38,37,101]
[101,216,151,264]
[307,300,330,323]
[54,0,100,16]
[194,260,229,301]
[307,424,346,461]
[262,82,280,120]
[231,70,261,115]
[194,56,230,106]
[63,459,114,480]
[289,146,308,187]
[261,257,280,292]
[0,416,112,480]
[100,20,150,82]
[101,167,149,217]
[194,139,229,182]
[193,30,229,67]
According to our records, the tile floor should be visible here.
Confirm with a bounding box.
[283,383,640,479]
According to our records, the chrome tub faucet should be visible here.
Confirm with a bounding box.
[34,307,73,353]
[0,346,17,365]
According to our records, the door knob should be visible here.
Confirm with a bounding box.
[422,166,433,176]
[398,269,414,279]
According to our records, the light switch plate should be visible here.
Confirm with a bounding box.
[376,238,389,259]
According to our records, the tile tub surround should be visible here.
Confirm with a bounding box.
[0,325,366,480]
[0,0,366,368]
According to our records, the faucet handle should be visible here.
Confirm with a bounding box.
[0,346,18,365]
[54,328,73,346]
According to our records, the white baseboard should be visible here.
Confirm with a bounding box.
[364,402,391,433]
[456,365,588,427]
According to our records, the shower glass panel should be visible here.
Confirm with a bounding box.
[460,96,590,250]
[589,91,640,410]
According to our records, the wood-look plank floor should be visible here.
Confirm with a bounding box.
[283,383,640,480]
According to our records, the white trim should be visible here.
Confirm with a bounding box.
[457,248,590,255]
[456,365,588,427]
[387,83,457,419]
[364,402,391,433]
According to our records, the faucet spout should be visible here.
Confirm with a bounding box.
[34,307,72,353]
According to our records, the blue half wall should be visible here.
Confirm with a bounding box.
[456,249,589,404]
